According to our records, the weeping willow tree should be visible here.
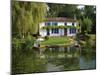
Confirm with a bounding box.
[12,1,47,38]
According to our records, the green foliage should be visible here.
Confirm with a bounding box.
[84,6,96,18]
[77,6,96,34]
[47,3,63,17]
[12,38,23,50]
[12,1,48,52]
[44,36,49,40]
[12,48,46,74]
[82,17,92,33]
[12,1,47,38]
[12,35,35,50]
[23,35,35,50]
[58,5,77,18]
[47,3,77,18]
[42,25,77,29]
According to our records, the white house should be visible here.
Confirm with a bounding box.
[39,17,78,37]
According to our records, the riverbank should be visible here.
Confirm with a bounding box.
[79,34,96,46]
[40,34,96,48]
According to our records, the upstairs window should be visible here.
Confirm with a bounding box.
[45,22,51,26]
[52,22,58,26]
[65,22,67,26]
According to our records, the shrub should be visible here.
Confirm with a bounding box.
[12,35,35,50]
[44,36,49,40]
[12,38,23,50]
[24,38,34,50]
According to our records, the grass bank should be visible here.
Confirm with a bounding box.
[40,36,75,46]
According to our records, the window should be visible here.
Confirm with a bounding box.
[70,28,76,34]
[65,22,67,26]
[72,22,74,26]
[70,28,72,34]
[52,22,58,26]
[52,28,59,34]
[73,28,76,33]
[45,22,51,26]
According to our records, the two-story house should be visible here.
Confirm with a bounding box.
[39,17,78,37]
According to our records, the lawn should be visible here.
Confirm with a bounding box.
[41,36,75,46]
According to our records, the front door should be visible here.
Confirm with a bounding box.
[64,28,67,35]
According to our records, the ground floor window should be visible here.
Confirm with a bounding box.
[69,28,76,34]
[52,28,59,34]
[47,29,50,35]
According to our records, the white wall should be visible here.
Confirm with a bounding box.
[58,22,65,26]
[59,29,64,36]
[39,22,47,36]
[74,22,77,27]
[40,29,47,37]
[39,22,77,37]
[67,22,77,26]
[67,22,73,26]
[39,22,45,29]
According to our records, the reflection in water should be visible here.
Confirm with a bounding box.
[12,46,96,74]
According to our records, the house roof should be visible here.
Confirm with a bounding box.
[45,17,77,22]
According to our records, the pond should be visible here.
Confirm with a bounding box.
[12,45,96,74]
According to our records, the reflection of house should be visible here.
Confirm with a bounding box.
[39,17,78,37]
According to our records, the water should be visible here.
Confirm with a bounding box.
[12,46,96,74]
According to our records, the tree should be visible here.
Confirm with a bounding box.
[81,17,92,34]
[83,6,96,34]
[47,3,63,17]
[12,1,47,38]
[58,5,77,18]
[76,5,96,34]
[84,6,95,18]
[47,3,77,18]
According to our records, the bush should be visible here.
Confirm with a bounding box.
[23,37,34,50]
[44,36,49,40]
[12,38,23,50]
[12,35,35,50]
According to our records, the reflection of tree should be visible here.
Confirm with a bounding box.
[81,48,96,64]
[63,58,80,71]
[12,46,88,74]
[12,49,47,74]
[79,46,96,70]
[43,47,80,71]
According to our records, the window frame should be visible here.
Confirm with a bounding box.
[52,28,59,34]
[69,28,76,34]
[45,22,51,26]
[52,22,58,26]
